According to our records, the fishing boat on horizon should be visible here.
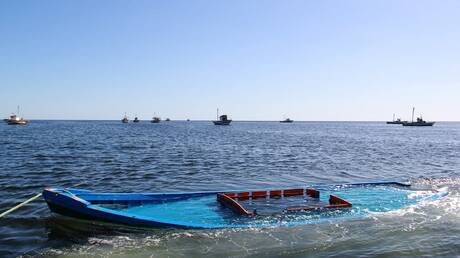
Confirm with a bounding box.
[5,106,28,125]
[213,108,231,125]
[41,181,447,229]
[133,116,140,123]
[151,117,161,123]
[280,118,294,123]
[386,114,406,124]
[121,114,129,123]
[402,107,435,127]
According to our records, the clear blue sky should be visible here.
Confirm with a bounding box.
[1,0,459,121]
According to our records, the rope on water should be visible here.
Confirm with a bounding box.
[0,181,88,218]
[0,193,42,218]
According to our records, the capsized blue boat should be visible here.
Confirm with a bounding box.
[42,181,448,229]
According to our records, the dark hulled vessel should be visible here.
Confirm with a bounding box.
[213,109,231,125]
[213,115,232,125]
[402,108,435,127]
[280,118,294,123]
[402,117,435,126]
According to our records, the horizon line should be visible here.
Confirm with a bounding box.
[6,119,459,123]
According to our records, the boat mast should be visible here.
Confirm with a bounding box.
[411,107,415,123]
[393,113,395,122]
[216,108,219,120]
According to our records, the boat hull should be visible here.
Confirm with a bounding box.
[43,189,201,228]
[402,122,435,126]
[42,181,447,229]
[7,121,28,125]
[213,120,231,125]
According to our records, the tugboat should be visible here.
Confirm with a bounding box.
[151,117,161,123]
[121,114,129,123]
[5,106,28,125]
[280,118,294,123]
[213,109,232,125]
[402,107,435,127]
[133,116,140,123]
[386,114,406,124]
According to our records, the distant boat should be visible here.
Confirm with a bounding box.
[402,107,435,127]
[133,117,140,123]
[280,118,294,123]
[212,109,232,125]
[213,115,231,125]
[386,114,406,124]
[6,114,28,125]
[213,109,232,125]
[186,119,190,122]
[121,114,129,123]
[165,118,171,122]
[151,117,161,123]
[5,106,28,125]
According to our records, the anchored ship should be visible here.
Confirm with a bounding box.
[151,117,161,123]
[280,118,294,123]
[5,106,28,125]
[121,114,129,123]
[402,107,435,127]
[213,108,231,125]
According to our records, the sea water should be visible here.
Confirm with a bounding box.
[0,121,459,257]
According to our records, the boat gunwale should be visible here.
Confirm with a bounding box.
[63,180,411,196]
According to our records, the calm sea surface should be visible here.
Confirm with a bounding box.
[0,121,459,257]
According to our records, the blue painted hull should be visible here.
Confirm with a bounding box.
[42,181,447,229]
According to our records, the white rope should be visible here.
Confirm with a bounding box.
[0,181,88,218]
[0,193,42,218]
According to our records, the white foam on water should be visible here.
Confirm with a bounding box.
[368,178,460,223]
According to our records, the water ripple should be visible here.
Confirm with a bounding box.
[0,121,459,257]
